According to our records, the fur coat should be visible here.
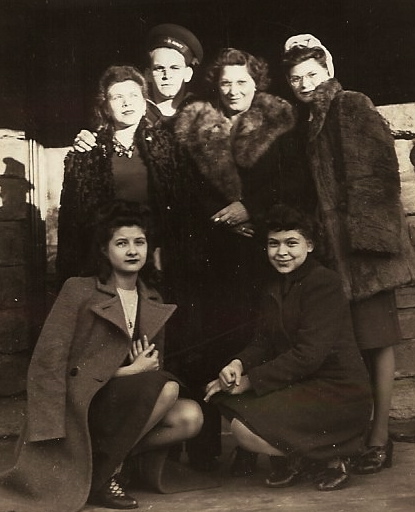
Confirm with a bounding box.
[306,78,415,300]
[174,92,311,221]
[56,119,186,287]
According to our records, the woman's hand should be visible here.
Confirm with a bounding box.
[73,130,97,152]
[230,224,255,238]
[204,359,244,402]
[211,201,250,227]
[204,373,252,402]
[219,359,244,389]
[115,335,159,377]
[204,378,223,402]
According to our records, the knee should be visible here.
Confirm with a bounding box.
[159,381,180,409]
[176,399,204,439]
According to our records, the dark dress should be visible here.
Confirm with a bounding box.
[216,257,372,460]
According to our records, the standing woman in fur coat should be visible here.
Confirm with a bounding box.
[173,47,313,471]
[282,34,415,474]
[56,65,182,288]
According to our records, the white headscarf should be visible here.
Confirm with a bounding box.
[284,34,335,78]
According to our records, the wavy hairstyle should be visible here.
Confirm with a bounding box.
[92,65,148,132]
[89,200,160,287]
[205,47,270,94]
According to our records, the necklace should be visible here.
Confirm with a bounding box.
[117,287,138,334]
[112,135,135,158]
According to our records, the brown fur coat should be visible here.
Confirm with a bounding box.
[174,92,304,219]
[306,79,415,300]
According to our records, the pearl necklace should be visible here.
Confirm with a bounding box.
[117,287,138,335]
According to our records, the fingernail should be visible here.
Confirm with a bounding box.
[214,217,220,222]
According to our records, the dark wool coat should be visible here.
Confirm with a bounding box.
[0,277,176,512]
[306,79,415,300]
[216,257,372,460]
[56,120,185,287]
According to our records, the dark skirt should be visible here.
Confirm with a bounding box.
[215,377,372,461]
[88,370,178,492]
[350,290,402,350]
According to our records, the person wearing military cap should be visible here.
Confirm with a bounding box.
[145,23,203,126]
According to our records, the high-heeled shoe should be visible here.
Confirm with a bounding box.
[353,438,393,474]
[230,447,258,477]
[314,458,350,491]
[265,455,303,488]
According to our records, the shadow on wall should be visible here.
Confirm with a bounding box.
[0,157,46,397]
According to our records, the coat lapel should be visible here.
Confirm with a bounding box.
[308,79,342,141]
[137,280,177,342]
[90,277,176,342]
[90,279,128,336]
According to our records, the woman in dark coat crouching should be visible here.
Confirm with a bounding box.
[205,205,372,491]
[0,202,202,512]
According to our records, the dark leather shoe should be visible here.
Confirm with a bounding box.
[265,455,303,488]
[314,459,350,491]
[88,476,138,509]
[230,447,258,477]
[353,438,393,474]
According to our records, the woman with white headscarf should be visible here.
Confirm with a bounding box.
[282,34,415,475]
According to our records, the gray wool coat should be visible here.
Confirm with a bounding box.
[0,276,176,512]
[306,79,415,300]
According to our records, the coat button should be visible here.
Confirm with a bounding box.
[69,366,79,377]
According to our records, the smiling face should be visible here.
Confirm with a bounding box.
[288,58,330,103]
[267,229,314,274]
[105,225,148,278]
[147,47,193,102]
[218,64,256,115]
[106,80,146,129]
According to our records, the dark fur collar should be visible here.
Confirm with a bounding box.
[232,93,295,167]
[308,78,343,141]
[174,93,295,202]
[176,92,295,166]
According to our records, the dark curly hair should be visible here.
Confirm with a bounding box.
[281,46,328,75]
[89,200,160,287]
[261,203,322,249]
[205,47,270,94]
[93,65,148,132]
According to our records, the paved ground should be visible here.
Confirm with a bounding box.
[1,432,414,512]
[1,377,415,512]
